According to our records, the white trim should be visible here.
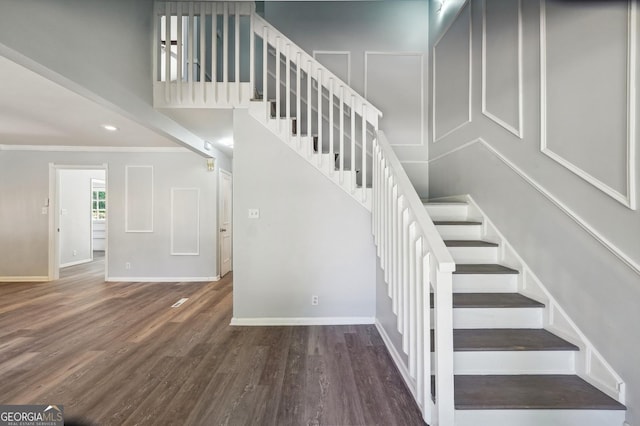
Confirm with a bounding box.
[60,258,93,268]
[481,0,523,138]
[0,145,189,153]
[540,0,637,210]
[230,317,375,326]
[429,138,640,277]
[364,51,425,147]
[125,165,154,233]
[312,50,351,85]
[0,276,49,283]
[170,187,200,256]
[106,276,219,283]
[432,0,472,143]
[464,194,625,403]
[375,320,418,401]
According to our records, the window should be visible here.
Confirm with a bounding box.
[92,189,106,220]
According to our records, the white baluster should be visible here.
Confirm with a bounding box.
[200,3,205,102]
[329,78,334,173]
[434,268,455,426]
[362,103,367,198]
[188,2,194,103]
[422,252,433,423]
[249,7,255,99]
[286,44,291,141]
[307,60,312,158]
[223,2,229,103]
[262,26,268,120]
[212,3,218,102]
[235,3,240,103]
[339,85,345,183]
[317,68,322,166]
[408,223,417,378]
[350,94,356,192]
[164,2,171,103]
[275,37,280,130]
[177,3,183,103]
[296,52,301,148]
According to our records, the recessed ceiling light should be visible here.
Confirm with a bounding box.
[204,141,212,151]
[102,124,118,131]
[219,137,234,147]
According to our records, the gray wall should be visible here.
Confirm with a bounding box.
[428,0,640,421]
[263,1,430,195]
[0,0,228,160]
[0,149,219,280]
[232,109,376,321]
[59,169,104,266]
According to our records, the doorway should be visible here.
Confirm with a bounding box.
[219,169,232,278]
[49,164,108,281]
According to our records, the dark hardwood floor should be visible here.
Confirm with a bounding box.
[0,258,424,426]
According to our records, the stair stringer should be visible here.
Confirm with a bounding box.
[430,193,626,405]
[248,101,372,210]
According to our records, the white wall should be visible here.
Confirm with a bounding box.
[232,109,376,323]
[262,1,431,195]
[0,0,228,160]
[0,149,218,281]
[59,169,104,267]
[428,0,640,421]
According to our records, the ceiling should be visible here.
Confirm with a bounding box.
[0,55,180,149]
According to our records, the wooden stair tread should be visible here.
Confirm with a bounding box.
[453,375,626,410]
[452,329,579,352]
[454,264,519,274]
[433,220,482,226]
[445,240,498,248]
[430,293,544,309]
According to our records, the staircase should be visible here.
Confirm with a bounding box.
[426,200,626,425]
[152,2,626,424]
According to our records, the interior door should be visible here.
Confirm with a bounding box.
[219,170,232,277]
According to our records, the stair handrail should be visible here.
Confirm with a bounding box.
[252,14,382,123]
[372,130,456,425]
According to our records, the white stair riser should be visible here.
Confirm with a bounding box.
[424,203,469,220]
[430,307,543,329]
[453,274,518,293]
[448,246,498,264]
[435,224,482,240]
[442,351,575,375]
[454,409,625,426]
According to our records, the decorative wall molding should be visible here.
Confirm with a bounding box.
[432,0,473,143]
[481,0,523,138]
[230,316,376,326]
[540,0,637,210]
[429,138,640,277]
[312,50,351,85]
[170,187,200,256]
[0,145,190,153]
[125,165,154,233]
[364,51,425,147]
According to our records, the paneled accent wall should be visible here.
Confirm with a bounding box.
[365,52,425,146]
[428,0,640,421]
[125,166,154,233]
[432,1,472,142]
[313,51,351,85]
[482,0,522,138]
[541,0,636,209]
[170,187,200,255]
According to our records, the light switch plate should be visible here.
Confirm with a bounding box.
[248,208,260,219]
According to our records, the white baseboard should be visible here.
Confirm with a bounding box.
[374,319,417,402]
[106,276,219,283]
[60,258,92,268]
[230,316,375,326]
[0,276,49,283]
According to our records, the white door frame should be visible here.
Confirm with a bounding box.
[218,168,233,277]
[48,163,109,281]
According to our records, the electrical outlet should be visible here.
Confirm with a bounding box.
[41,207,48,215]
[248,208,260,219]
[73,250,77,256]
[125,262,131,270]
[311,295,319,306]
